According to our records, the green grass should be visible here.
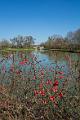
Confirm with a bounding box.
[0,47,34,52]
[0,47,80,53]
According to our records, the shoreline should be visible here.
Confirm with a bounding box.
[0,48,80,53]
[43,48,80,53]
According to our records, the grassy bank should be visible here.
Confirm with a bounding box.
[43,48,80,53]
[0,47,80,53]
[0,48,34,52]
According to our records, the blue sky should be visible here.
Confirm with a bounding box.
[0,0,80,44]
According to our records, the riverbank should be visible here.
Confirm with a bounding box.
[44,48,80,53]
[0,48,80,53]
[0,48,34,52]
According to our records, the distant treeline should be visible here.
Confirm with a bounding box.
[0,35,35,48]
[40,28,80,50]
[0,28,80,50]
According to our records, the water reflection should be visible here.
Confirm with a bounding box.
[40,51,80,93]
[0,50,80,94]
